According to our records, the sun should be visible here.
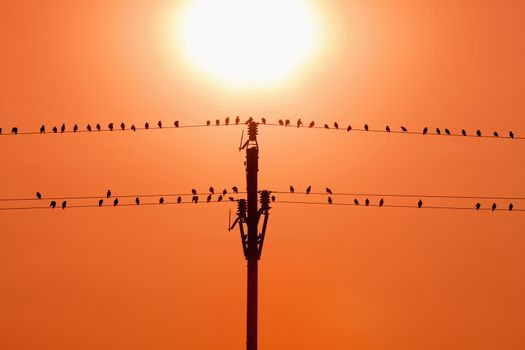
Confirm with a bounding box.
[176,0,322,88]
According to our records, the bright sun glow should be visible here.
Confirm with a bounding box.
[177,0,321,87]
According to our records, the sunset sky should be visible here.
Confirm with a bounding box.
[1,0,524,349]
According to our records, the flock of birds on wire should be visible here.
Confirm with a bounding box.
[29,185,516,212]
[0,116,517,139]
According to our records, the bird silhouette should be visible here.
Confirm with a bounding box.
[246,117,253,125]
[159,197,164,204]
[491,203,496,211]
[207,120,211,126]
[423,127,428,135]
[509,131,514,138]
[493,131,499,137]
[509,203,513,211]
[52,126,58,133]
[222,189,227,196]
[131,124,136,132]
[50,201,57,208]
[174,121,179,127]
[61,124,66,133]
[209,187,214,195]
[401,126,407,132]
[120,122,125,130]
[229,196,235,202]
[73,124,78,132]
[462,129,467,136]
[436,128,441,135]
[62,201,67,209]
[11,127,18,134]
[232,186,238,194]
[207,194,212,202]
[235,116,240,125]
[0,128,2,134]
[309,121,315,128]
[36,192,42,199]
[114,198,119,206]
[324,124,329,129]
[418,199,423,208]
[297,119,303,127]
[177,196,182,204]
[158,121,163,128]
[386,126,390,132]
[261,118,266,124]
[445,128,450,135]
[354,199,359,205]
[192,189,197,195]
[218,195,223,202]
[87,124,92,131]
[215,119,220,126]
[328,197,333,204]
[476,130,481,137]
[285,119,290,127]
[96,123,101,131]
[475,203,480,210]
[271,195,276,202]
[379,198,384,207]
[306,186,311,194]
[108,123,114,131]
[326,188,332,194]
[40,125,45,134]
[365,198,370,206]
[98,199,103,207]
[290,186,295,193]
[347,125,352,131]
[136,197,140,205]
[145,122,149,129]
[192,196,199,203]
[334,122,339,129]
[225,117,230,125]
[364,124,369,131]
[106,190,111,198]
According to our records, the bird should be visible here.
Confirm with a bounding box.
[364,124,369,131]
[271,195,276,202]
[475,203,480,210]
[462,129,467,136]
[445,128,450,135]
[285,119,290,127]
[328,197,333,204]
[114,198,119,206]
[297,119,303,127]
[232,186,238,194]
[145,122,149,129]
[509,131,514,139]
[177,196,182,204]
[326,188,332,194]
[261,118,266,124]
[493,131,499,137]
[87,124,92,131]
[365,198,370,206]
[62,201,67,209]
[192,188,197,195]
[192,195,199,203]
[120,122,125,130]
[135,197,140,205]
[436,128,441,135]
[53,126,58,133]
[235,116,240,125]
[108,123,114,131]
[50,201,57,208]
[309,121,315,128]
[347,125,352,131]
[159,197,164,204]
[96,123,101,131]
[174,121,179,127]
[222,189,227,196]
[354,199,359,205]
[509,203,514,211]
[61,124,66,133]
[0,128,2,134]
[106,190,111,198]
[423,127,428,135]
[418,199,423,208]
[73,124,78,132]
[158,121,163,128]
[207,194,212,202]
[491,203,496,211]
[246,117,253,125]
[324,124,329,129]
[401,126,408,132]
[334,122,339,129]
[209,187,215,195]
[131,124,136,132]
[206,120,211,126]
[379,198,384,207]
[290,186,295,193]
[225,117,230,125]
[36,192,42,199]
[216,119,220,126]
[40,125,45,134]
[476,130,481,137]
[218,195,223,202]
[98,199,103,207]
[306,186,311,194]
[229,197,235,202]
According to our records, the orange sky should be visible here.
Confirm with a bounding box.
[1,1,524,349]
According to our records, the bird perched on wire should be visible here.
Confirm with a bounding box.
[261,118,266,124]
[218,195,223,202]
[462,129,467,136]
[309,121,315,128]
[491,203,496,211]
[11,127,19,134]
[73,124,78,132]
[297,119,303,127]
[61,124,66,133]
[158,121,163,128]
[476,130,481,137]
[53,126,58,133]
[96,123,101,131]
[36,192,42,199]
[131,124,136,132]
[475,203,480,210]
[306,186,311,194]
[401,126,407,132]
[278,119,284,126]
[379,198,384,207]
[324,124,329,129]
[385,126,390,132]
[364,124,369,131]
[285,119,290,127]
[192,196,199,203]
[445,128,450,135]
[174,121,179,127]
[62,201,67,209]
[216,119,220,126]
[245,117,253,125]
[290,186,294,193]
[177,196,182,204]
[0,128,2,134]
[326,188,332,194]
[354,199,359,205]
[50,201,57,208]
[334,122,339,129]
[113,198,119,206]
[418,199,423,208]
[365,198,370,206]
[347,125,352,131]
[423,127,428,135]
[108,123,114,131]
[232,186,238,194]
[120,122,125,130]
[205,120,209,126]
[328,197,332,204]
[225,117,230,125]
[509,203,514,211]
[271,195,276,202]
[209,187,214,195]
[235,116,240,125]
[159,197,164,204]
[435,128,441,135]
[229,197,235,202]
[106,190,111,198]
[192,188,197,195]
[98,199,103,207]
[40,125,45,134]
[207,194,212,203]
[87,124,92,132]
[135,197,140,205]
[509,131,514,139]
[493,131,499,137]
[145,122,149,129]
[222,189,227,196]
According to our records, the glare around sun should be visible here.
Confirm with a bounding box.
[176,0,321,88]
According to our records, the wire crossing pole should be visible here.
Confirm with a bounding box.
[231,122,271,350]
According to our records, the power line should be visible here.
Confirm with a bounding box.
[271,191,525,200]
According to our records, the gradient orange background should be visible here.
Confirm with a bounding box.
[1,1,524,349]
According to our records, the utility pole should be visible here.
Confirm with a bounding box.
[231,122,270,350]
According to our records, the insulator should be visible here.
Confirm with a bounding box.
[248,122,258,141]
[259,190,271,210]
[237,199,247,218]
